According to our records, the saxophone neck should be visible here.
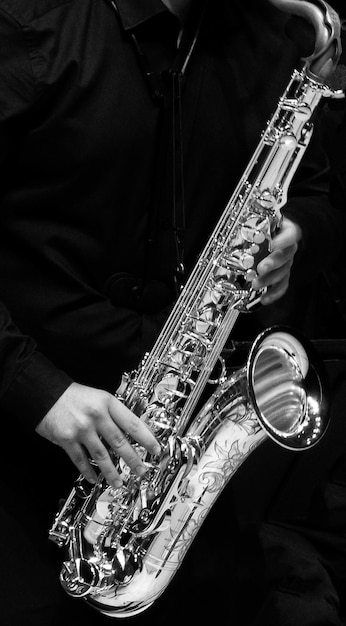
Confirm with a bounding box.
[269,0,342,81]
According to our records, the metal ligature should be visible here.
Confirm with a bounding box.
[49,0,343,617]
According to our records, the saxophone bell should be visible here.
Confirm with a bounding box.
[246,327,328,449]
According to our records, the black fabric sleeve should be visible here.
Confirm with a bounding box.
[282,113,346,284]
[0,302,73,429]
[0,10,73,426]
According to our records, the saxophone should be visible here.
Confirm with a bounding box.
[49,0,343,617]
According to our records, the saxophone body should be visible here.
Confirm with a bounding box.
[49,0,343,617]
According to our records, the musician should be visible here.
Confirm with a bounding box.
[0,0,344,624]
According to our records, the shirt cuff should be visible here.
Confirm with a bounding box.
[0,351,73,430]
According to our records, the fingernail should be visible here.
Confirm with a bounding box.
[111,478,123,489]
[153,445,161,456]
[136,465,147,477]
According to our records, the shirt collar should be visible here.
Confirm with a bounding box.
[112,0,169,30]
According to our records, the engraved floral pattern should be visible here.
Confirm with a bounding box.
[168,509,208,563]
[198,406,262,493]
[199,439,243,492]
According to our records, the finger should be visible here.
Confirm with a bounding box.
[271,229,297,251]
[101,422,148,477]
[64,442,99,485]
[83,437,124,488]
[256,244,297,277]
[253,259,293,290]
[260,277,290,305]
[108,397,161,455]
[270,218,302,251]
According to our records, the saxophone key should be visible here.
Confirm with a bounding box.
[245,268,258,282]
[143,405,174,434]
[60,557,100,597]
[253,189,276,210]
[240,212,270,241]
[279,132,298,149]
[74,475,95,499]
[153,372,188,404]
[281,98,312,119]
[219,248,255,272]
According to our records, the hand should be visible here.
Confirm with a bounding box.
[35,382,161,487]
[252,217,302,305]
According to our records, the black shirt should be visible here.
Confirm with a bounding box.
[0,0,343,429]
